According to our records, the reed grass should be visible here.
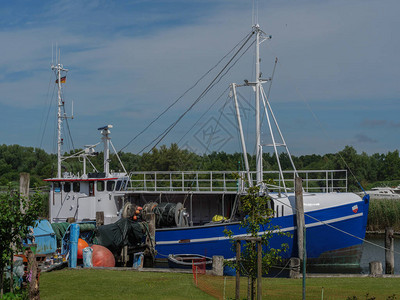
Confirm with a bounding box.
[367,199,400,232]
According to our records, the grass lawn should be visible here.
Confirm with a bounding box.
[40,269,400,300]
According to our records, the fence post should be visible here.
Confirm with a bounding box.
[235,240,241,300]
[295,177,304,260]
[385,227,394,274]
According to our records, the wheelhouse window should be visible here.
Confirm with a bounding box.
[97,181,105,192]
[73,182,80,192]
[121,180,127,191]
[107,180,115,191]
[116,180,122,191]
[89,182,95,196]
[53,182,61,192]
[64,182,71,193]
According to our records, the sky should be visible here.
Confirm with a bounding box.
[0,0,399,157]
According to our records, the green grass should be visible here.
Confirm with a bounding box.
[39,269,400,300]
[40,269,214,300]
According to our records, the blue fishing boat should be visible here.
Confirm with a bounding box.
[45,22,369,269]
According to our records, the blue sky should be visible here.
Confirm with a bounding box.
[0,0,399,156]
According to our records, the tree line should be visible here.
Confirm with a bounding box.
[0,143,399,191]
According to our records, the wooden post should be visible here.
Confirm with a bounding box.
[19,173,30,212]
[26,249,40,300]
[96,211,104,227]
[369,261,383,276]
[289,257,300,279]
[212,256,224,276]
[257,241,262,300]
[385,227,394,274]
[295,177,305,260]
[144,212,156,267]
[235,240,241,300]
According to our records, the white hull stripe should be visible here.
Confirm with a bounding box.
[156,212,363,245]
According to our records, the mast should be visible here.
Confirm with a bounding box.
[254,24,263,189]
[99,125,113,177]
[51,57,68,179]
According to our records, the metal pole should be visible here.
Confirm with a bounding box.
[232,83,252,186]
[254,25,263,189]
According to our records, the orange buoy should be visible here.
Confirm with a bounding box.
[91,245,115,267]
[135,210,140,215]
[77,238,89,259]
[137,206,143,210]
[133,215,137,221]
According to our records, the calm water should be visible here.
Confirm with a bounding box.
[360,234,400,275]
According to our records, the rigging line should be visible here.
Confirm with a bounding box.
[137,34,254,155]
[201,95,230,164]
[119,31,254,153]
[177,86,230,145]
[273,196,400,256]
[40,83,57,149]
[233,91,253,170]
[140,31,256,154]
[62,104,75,150]
[260,56,278,129]
[38,72,56,148]
[148,38,256,154]
[265,44,364,192]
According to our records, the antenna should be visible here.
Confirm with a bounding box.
[252,0,259,26]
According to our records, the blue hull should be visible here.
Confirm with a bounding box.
[155,198,369,265]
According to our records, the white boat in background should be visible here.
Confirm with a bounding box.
[358,186,400,200]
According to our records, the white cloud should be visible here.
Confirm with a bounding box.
[0,0,399,154]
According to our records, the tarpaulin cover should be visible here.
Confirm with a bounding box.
[95,218,146,253]
[27,220,57,254]
[51,222,70,246]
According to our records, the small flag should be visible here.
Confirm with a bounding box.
[55,76,66,84]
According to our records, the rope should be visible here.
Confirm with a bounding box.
[39,75,57,149]
[177,87,229,145]
[271,258,293,278]
[139,31,256,155]
[119,31,254,153]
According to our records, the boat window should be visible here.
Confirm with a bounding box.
[53,182,61,193]
[97,181,105,192]
[89,182,95,196]
[73,182,80,192]
[64,182,71,193]
[107,181,115,191]
[116,180,122,191]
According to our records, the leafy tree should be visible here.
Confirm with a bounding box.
[0,186,42,297]
[225,183,290,298]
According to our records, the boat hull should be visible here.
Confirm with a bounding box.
[155,196,369,266]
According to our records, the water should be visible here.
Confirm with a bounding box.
[360,234,400,275]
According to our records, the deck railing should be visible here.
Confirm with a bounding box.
[128,170,348,193]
